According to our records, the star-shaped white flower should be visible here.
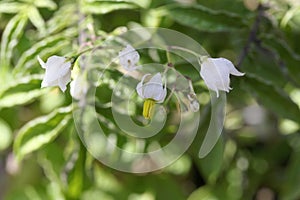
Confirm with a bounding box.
[200,57,245,97]
[38,55,71,92]
[119,45,140,71]
[136,73,167,119]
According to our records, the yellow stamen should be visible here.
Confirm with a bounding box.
[143,99,156,119]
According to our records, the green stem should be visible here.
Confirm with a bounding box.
[166,46,172,66]
[71,47,94,64]
[71,45,119,65]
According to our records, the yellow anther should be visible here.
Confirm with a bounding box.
[143,99,156,119]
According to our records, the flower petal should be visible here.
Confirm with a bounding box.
[136,74,150,98]
[126,64,138,72]
[201,58,231,92]
[43,56,71,85]
[119,45,140,71]
[58,70,71,92]
[223,58,245,76]
[148,73,163,86]
[41,78,58,88]
[200,57,245,97]
[41,79,49,88]
[119,45,134,56]
[70,73,88,100]
[46,56,71,76]
[70,80,77,98]
[143,73,164,100]
[37,55,46,69]
[156,86,167,103]
[200,59,220,90]
[46,55,67,67]
[156,78,167,103]
[130,49,140,64]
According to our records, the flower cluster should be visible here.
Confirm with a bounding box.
[38,45,244,118]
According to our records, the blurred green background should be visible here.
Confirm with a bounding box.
[0,0,300,199]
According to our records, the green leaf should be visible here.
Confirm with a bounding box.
[262,35,300,86]
[187,186,218,200]
[38,142,66,184]
[0,14,28,70]
[280,144,300,200]
[46,4,77,34]
[13,107,72,161]
[27,6,46,34]
[0,75,45,109]
[0,2,25,13]
[242,77,300,123]
[82,1,138,14]
[86,0,151,8]
[7,17,28,61]
[34,0,57,10]
[141,9,164,27]
[243,48,287,88]
[13,29,76,76]
[280,6,300,28]
[14,40,69,76]
[0,118,12,151]
[197,139,224,184]
[64,143,87,199]
[165,4,248,32]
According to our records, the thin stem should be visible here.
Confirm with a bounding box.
[188,79,196,94]
[72,47,94,63]
[164,86,175,104]
[168,45,200,58]
[72,45,120,65]
[166,46,173,67]
[237,3,265,68]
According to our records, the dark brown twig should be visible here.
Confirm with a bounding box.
[236,4,265,68]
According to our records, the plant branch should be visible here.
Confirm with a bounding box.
[236,4,266,68]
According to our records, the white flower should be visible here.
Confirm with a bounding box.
[136,73,167,103]
[200,57,245,97]
[38,55,71,92]
[136,73,167,119]
[70,73,88,100]
[119,45,140,71]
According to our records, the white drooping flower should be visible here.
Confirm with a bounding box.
[136,73,167,119]
[38,55,71,92]
[119,45,140,71]
[70,73,88,101]
[200,57,245,97]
